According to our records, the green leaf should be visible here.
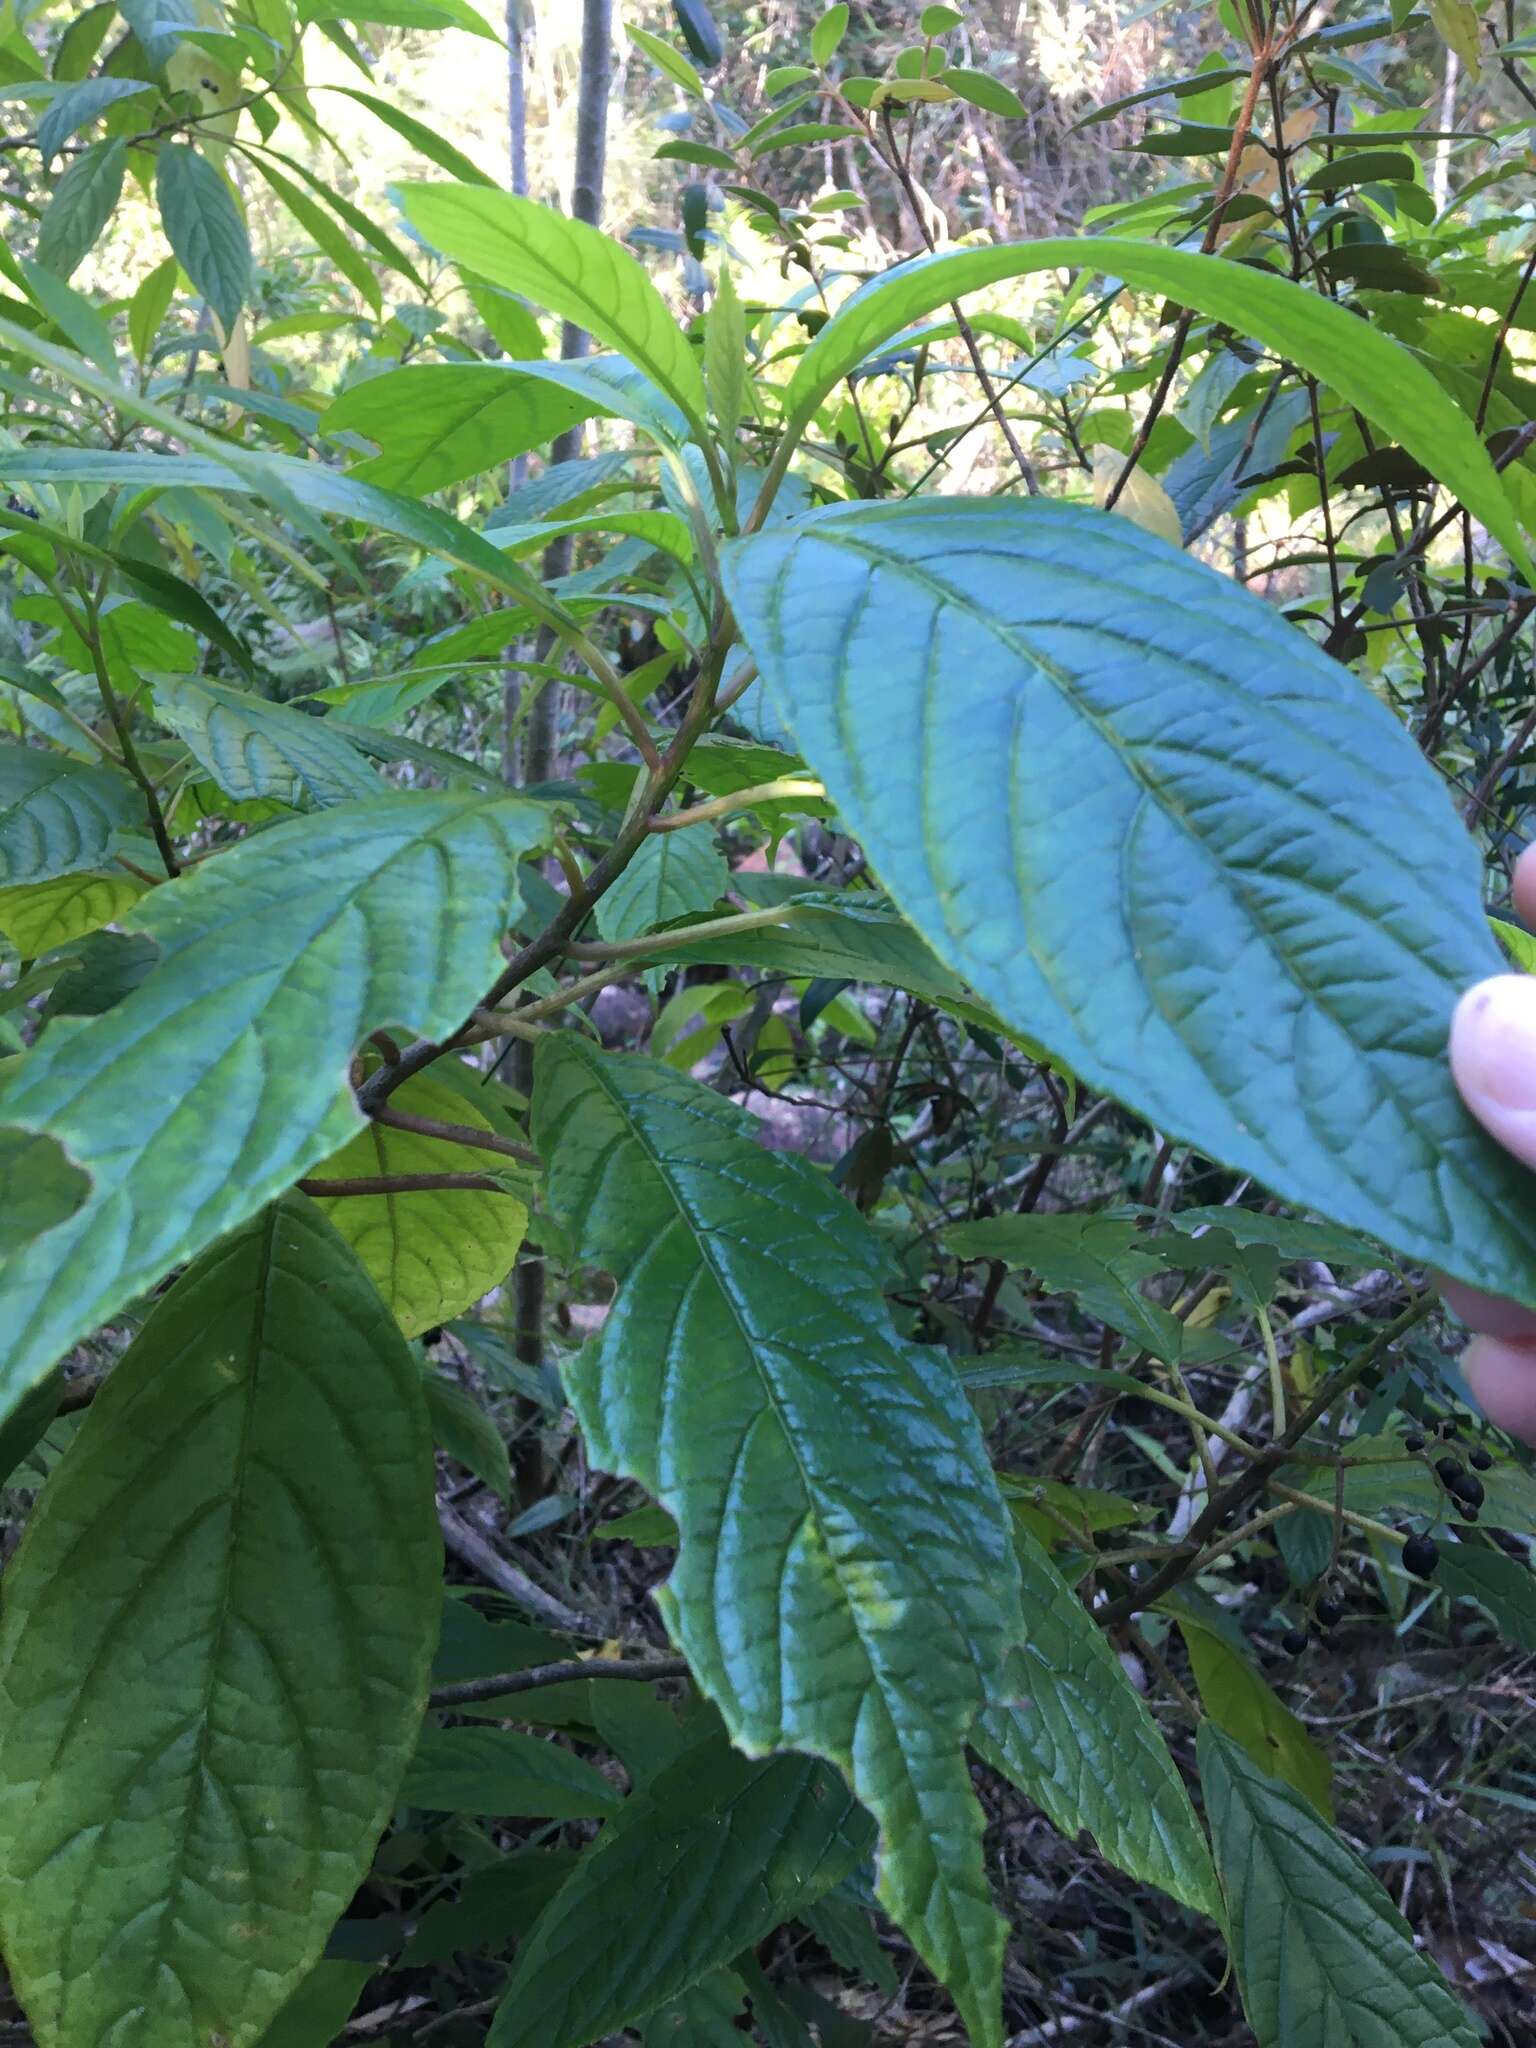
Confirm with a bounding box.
[704,263,746,443]
[0,1196,440,2048]
[306,1069,528,1335]
[490,1734,874,2048]
[1434,1543,1536,1649]
[404,1724,622,1820]
[922,4,964,31]
[938,68,1026,116]
[944,1213,1217,1366]
[1159,1204,1383,1271]
[155,142,252,332]
[399,185,711,439]
[152,674,381,808]
[424,1371,513,1502]
[331,86,498,184]
[35,136,126,279]
[324,362,596,495]
[533,1041,1023,2048]
[1198,1723,1479,2048]
[0,1129,89,1242]
[128,253,178,362]
[972,1527,1219,1915]
[300,0,498,35]
[629,21,705,94]
[0,742,140,884]
[0,868,148,953]
[594,830,727,944]
[640,1972,748,2048]
[723,498,1536,1312]
[811,2,849,65]
[35,74,154,162]
[256,1964,372,2048]
[250,156,383,315]
[0,789,548,1418]
[1171,1601,1333,1818]
[780,241,1532,577]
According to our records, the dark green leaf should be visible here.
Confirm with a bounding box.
[36,75,153,162]
[1430,1543,1536,1648]
[0,1196,440,2048]
[155,143,251,332]
[256,1963,372,2048]
[534,1041,1023,2047]
[489,1735,874,2048]
[404,1725,621,1820]
[35,137,126,278]
[594,830,727,944]
[1199,1723,1478,2048]
[723,498,1536,1312]
[424,1371,513,1503]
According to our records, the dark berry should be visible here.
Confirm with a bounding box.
[1401,1532,1439,1578]
[1315,1597,1344,1629]
[1435,1455,1463,1486]
[1438,1420,1460,1440]
[1404,1432,1426,1453]
[1456,1501,1481,1524]
[1448,1471,1485,1508]
[1281,1628,1309,1656]
[1470,1448,1493,1472]
[421,1325,445,1348]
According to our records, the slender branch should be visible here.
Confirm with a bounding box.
[429,1655,690,1708]
[65,574,181,877]
[296,1171,511,1196]
[366,1102,539,1166]
[438,1502,601,1636]
[564,903,800,963]
[647,779,826,833]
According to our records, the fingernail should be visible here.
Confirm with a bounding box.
[1451,975,1536,1111]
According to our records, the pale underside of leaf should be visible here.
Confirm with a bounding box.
[534,1039,1024,2048]
[0,743,140,886]
[0,789,548,1421]
[0,1197,440,2048]
[722,499,1536,1310]
[152,674,381,808]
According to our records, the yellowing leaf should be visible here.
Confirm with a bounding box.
[308,1072,528,1337]
[1093,445,1183,546]
[0,869,148,954]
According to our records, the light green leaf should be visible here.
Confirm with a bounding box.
[811,3,849,65]
[490,1733,874,2048]
[398,185,711,438]
[152,674,381,809]
[938,68,1026,116]
[155,142,251,332]
[256,1964,372,2048]
[1172,1601,1332,1817]
[782,241,1531,577]
[704,263,747,443]
[300,0,497,35]
[1198,1724,1479,2048]
[0,1196,440,2048]
[404,1724,621,1820]
[723,498,1536,1312]
[0,868,148,953]
[973,1527,1219,1915]
[324,362,596,495]
[594,830,727,944]
[628,21,705,94]
[306,1069,528,1336]
[331,85,498,183]
[534,1041,1024,2048]
[0,788,549,1418]
[1434,1543,1536,1649]
[35,137,126,279]
[0,742,140,884]
[128,254,178,362]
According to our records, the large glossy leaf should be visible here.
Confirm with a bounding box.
[534,1040,1024,2047]
[0,789,548,1419]
[398,185,711,438]
[1198,1724,1479,2048]
[0,743,140,884]
[594,829,727,943]
[972,1528,1219,1916]
[324,363,596,495]
[152,674,381,808]
[780,241,1530,576]
[491,1733,874,2048]
[0,1197,440,2048]
[308,1071,528,1335]
[723,498,1536,1311]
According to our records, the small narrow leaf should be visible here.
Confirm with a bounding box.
[1198,1723,1479,2048]
[155,143,252,332]
[629,21,705,94]
[534,1041,1024,2048]
[0,1197,440,2048]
